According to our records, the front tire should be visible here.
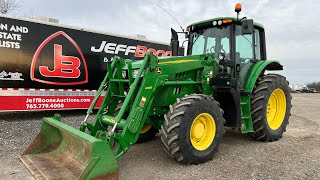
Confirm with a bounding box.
[250,74,292,141]
[137,124,158,143]
[161,94,225,164]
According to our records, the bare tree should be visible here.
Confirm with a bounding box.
[307,82,320,91]
[0,0,20,14]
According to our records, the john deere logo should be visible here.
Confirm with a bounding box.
[156,67,162,74]
[30,31,88,85]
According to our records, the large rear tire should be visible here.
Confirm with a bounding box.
[161,94,225,164]
[250,74,292,141]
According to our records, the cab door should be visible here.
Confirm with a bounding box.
[235,25,264,89]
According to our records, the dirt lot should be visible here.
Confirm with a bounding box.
[0,93,319,179]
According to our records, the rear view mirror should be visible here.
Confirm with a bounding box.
[241,19,254,34]
[170,28,179,56]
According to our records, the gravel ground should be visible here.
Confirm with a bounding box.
[0,93,320,180]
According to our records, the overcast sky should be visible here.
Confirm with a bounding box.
[13,0,320,85]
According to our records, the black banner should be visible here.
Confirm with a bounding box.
[0,16,174,89]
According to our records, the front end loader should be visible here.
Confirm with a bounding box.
[21,4,291,179]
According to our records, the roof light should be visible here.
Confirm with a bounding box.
[222,19,233,24]
[212,21,217,26]
[235,3,242,13]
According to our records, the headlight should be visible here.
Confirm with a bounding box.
[122,71,127,78]
[218,20,222,25]
[132,69,139,78]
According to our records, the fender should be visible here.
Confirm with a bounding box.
[244,60,283,93]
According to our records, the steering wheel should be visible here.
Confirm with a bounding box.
[210,46,226,54]
[210,46,227,60]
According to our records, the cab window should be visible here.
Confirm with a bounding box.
[189,26,230,57]
[235,25,253,63]
[255,28,261,60]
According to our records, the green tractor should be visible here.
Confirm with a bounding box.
[21,4,291,179]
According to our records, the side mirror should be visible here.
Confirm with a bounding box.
[241,19,254,34]
[170,28,179,56]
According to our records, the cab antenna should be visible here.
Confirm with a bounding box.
[152,1,184,32]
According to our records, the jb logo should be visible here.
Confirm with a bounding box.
[39,44,80,78]
[30,31,88,85]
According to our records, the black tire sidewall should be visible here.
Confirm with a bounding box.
[256,75,291,139]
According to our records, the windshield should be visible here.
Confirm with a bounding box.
[188,26,230,59]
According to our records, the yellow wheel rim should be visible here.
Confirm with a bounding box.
[190,113,216,151]
[267,88,287,130]
[140,124,152,134]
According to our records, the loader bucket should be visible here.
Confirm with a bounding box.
[20,117,118,180]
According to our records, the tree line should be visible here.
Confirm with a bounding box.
[307,82,320,91]
[0,0,20,14]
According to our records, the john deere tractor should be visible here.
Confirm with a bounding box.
[21,4,291,179]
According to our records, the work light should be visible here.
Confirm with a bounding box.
[212,21,217,26]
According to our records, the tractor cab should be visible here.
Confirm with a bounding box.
[172,4,267,90]
[186,16,266,88]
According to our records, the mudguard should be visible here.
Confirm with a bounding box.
[243,60,283,93]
